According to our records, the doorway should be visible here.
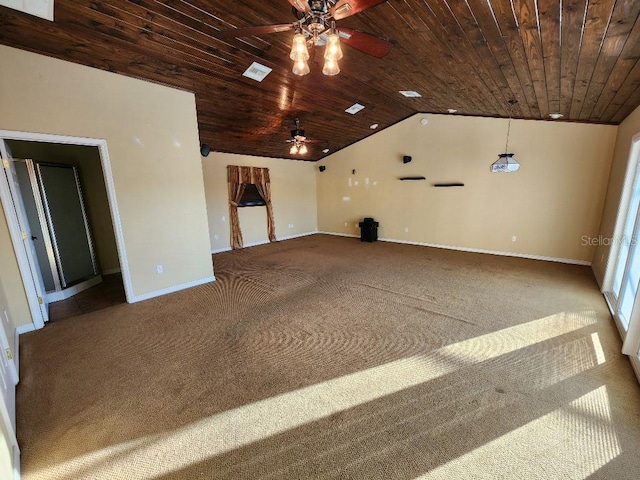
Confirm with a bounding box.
[12,157,101,300]
[0,131,132,330]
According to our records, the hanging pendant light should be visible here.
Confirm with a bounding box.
[491,100,520,173]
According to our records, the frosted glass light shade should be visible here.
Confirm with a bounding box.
[289,33,310,61]
[324,32,343,60]
[322,57,340,76]
[292,59,310,76]
[491,153,520,173]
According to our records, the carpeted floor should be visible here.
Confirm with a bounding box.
[17,234,640,479]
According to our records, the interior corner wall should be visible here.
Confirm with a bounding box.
[317,113,617,263]
[0,45,213,306]
[593,104,640,286]
[201,152,317,251]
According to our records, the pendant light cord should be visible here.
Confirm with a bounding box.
[505,116,511,154]
[504,99,516,154]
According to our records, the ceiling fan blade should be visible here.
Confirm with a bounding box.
[329,0,388,20]
[286,0,311,13]
[339,28,393,58]
[217,23,294,38]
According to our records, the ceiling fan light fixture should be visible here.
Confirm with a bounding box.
[299,144,308,154]
[290,144,299,154]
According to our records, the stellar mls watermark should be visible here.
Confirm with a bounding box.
[581,234,636,246]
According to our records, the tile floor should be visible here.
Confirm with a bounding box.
[48,273,126,322]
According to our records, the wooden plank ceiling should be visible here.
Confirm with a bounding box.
[1,0,640,161]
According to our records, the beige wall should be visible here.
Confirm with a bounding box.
[593,105,640,285]
[5,141,120,273]
[202,153,317,251]
[0,45,213,319]
[317,114,617,262]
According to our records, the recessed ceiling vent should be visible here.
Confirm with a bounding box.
[399,91,422,97]
[345,103,365,114]
[242,62,272,82]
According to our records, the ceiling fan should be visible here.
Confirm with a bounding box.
[218,0,393,61]
[286,118,324,155]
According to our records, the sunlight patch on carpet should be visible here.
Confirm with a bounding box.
[43,310,599,480]
[412,385,621,479]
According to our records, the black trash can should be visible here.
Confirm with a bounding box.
[358,217,379,242]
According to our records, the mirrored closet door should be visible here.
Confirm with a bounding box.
[13,159,98,294]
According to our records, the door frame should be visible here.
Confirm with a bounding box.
[1,150,49,327]
[0,130,133,330]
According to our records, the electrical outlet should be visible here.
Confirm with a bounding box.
[156,264,163,274]
[344,222,348,227]
[214,234,219,240]
[405,227,409,233]
[512,235,517,242]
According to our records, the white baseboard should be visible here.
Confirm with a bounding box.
[211,231,318,254]
[130,276,216,303]
[631,355,640,384]
[318,231,359,239]
[277,230,318,242]
[16,324,37,336]
[46,276,103,303]
[101,268,122,275]
[317,231,591,266]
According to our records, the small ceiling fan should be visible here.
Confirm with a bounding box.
[286,118,324,155]
[218,0,393,59]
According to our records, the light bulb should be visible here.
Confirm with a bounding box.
[322,57,340,76]
[292,59,310,76]
[299,144,308,154]
[290,144,298,154]
[324,32,343,61]
[289,33,309,61]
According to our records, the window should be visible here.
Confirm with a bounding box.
[603,133,640,378]
[238,183,266,207]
